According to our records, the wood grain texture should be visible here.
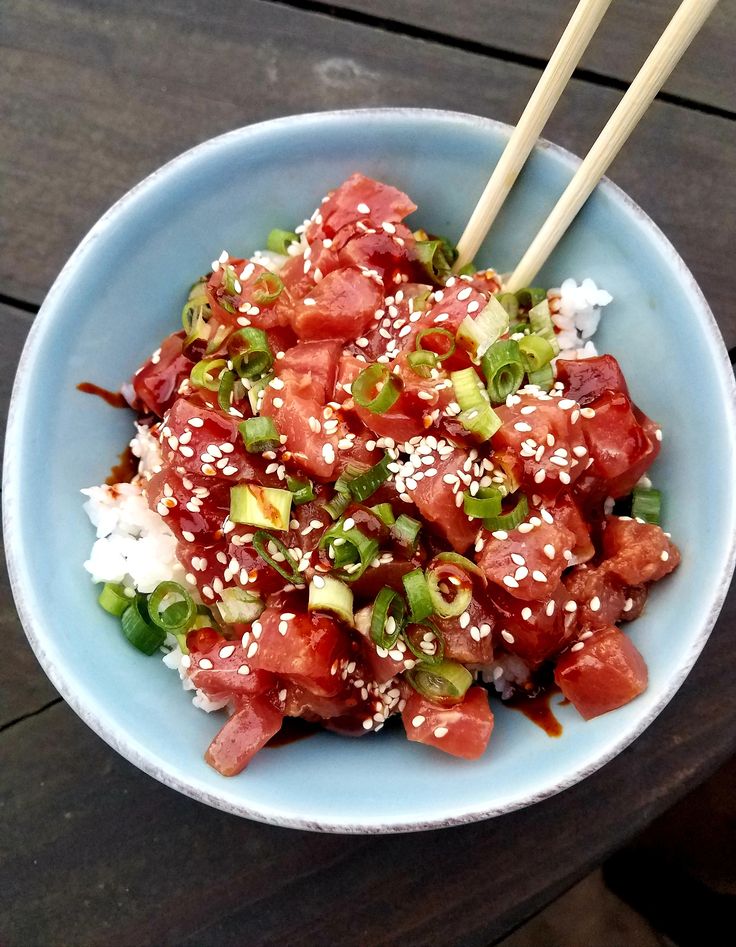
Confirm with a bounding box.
[328,0,736,113]
[0,304,59,726]
[0,585,734,946]
[1,0,734,349]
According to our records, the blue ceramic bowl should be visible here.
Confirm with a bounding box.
[5,110,736,832]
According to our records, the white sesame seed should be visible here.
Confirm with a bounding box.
[412,715,426,727]
[571,642,585,652]
[433,726,449,739]
[503,576,519,588]
[661,550,670,562]
[501,630,515,644]
[544,544,556,559]
[534,469,546,483]
[521,607,532,621]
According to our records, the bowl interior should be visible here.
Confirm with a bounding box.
[5,109,736,831]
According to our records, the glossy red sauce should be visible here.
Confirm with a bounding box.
[77,381,128,409]
[266,717,321,748]
[105,446,137,486]
[506,688,564,738]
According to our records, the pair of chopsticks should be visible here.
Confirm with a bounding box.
[454,0,720,290]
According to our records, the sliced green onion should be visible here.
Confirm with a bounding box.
[252,530,305,585]
[320,518,380,582]
[323,491,351,521]
[631,486,662,525]
[352,363,402,414]
[458,405,501,441]
[217,369,237,412]
[527,364,555,391]
[434,551,488,585]
[252,271,284,305]
[392,514,422,552]
[205,323,231,356]
[483,493,529,532]
[323,463,368,519]
[515,287,547,310]
[403,569,433,622]
[347,454,392,502]
[528,299,560,355]
[482,339,524,404]
[456,294,509,363]
[121,596,166,655]
[230,484,293,531]
[518,334,555,373]
[452,367,486,412]
[247,373,273,414]
[309,575,354,624]
[407,659,473,703]
[370,502,395,526]
[451,368,502,441]
[411,289,433,312]
[370,587,406,649]
[220,264,239,297]
[403,620,444,666]
[415,238,456,283]
[227,327,273,380]
[287,475,315,506]
[508,321,530,337]
[415,327,456,361]
[190,358,227,392]
[426,560,473,618]
[148,581,197,633]
[463,489,502,520]
[215,588,264,625]
[267,228,299,254]
[495,292,520,320]
[182,277,212,342]
[407,350,439,377]
[239,416,280,453]
[98,582,133,617]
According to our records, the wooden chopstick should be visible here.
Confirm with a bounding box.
[453,0,613,273]
[505,0,720,292]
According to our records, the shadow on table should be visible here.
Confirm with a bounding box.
[499,755,736,947]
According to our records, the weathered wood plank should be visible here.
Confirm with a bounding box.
[1,586,734,946]
[1,0,735,349]
[0,303,59,726]
[328,0,736,113]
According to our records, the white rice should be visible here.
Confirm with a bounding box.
[550,277,612,360]
[480,653,532,700]
[82,481,184,594]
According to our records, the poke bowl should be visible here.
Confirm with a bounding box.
[4,108,736,833]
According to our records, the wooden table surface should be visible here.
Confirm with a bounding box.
[2,2,735,944]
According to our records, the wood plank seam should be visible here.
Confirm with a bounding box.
[264,0,736,121]
[0,696,62,735]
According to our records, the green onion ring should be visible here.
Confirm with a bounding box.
[352,363,402,414]
[252,530,305,585]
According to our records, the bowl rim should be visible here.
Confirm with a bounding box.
[4,107,736,834]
